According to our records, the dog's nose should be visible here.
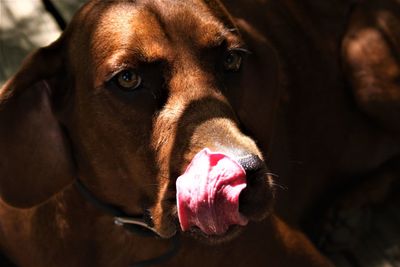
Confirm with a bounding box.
[237,154,273,220]
[237,154,265,177]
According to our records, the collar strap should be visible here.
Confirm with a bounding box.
[74,179,158,238]
[74,179,181,266]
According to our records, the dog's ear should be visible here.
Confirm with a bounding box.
[342,0,400,131]
[0,38,75,208]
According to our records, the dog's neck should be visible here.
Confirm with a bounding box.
[74,179,158,237]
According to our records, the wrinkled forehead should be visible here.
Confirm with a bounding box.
[72,0,239,66]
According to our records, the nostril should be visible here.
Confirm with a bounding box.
[237,154,273,220]
[237,154,265,176]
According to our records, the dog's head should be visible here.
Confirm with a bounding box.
[0,0,280,243]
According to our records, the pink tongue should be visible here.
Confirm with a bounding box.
[176,148,248,235]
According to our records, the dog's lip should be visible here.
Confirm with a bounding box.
[160,196,245,239]
[155,188,273,239]
[158,172,274,239]
[184,224,245,243]
[157,168,274,239]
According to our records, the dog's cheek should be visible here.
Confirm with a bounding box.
[62,85,160,208]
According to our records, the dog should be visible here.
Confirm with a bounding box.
[0,0,399,266]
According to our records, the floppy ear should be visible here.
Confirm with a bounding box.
[342,0,400,132]
[0,39,75,208]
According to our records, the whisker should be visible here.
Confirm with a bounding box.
[270,181,288,191]
[266,172,279,178]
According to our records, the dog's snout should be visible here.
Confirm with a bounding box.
[237,154,265,177]
[237,153,273,220]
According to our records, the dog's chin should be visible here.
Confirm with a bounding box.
[153,212,244,244]
[176,204,274,244]
[152,184,274,242]
[183,225,245,245]
[153,204,272,244]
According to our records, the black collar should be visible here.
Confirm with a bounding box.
[74,179,180,266]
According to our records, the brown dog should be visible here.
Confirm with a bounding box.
[0,0,399,266]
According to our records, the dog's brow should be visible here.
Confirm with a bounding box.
[206,29,242,49]
[210,33,226,47]
[137,45,171,63]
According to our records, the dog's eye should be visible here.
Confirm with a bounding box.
[114,70,142,90]
[224,51,243,72]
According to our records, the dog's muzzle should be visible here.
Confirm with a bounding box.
[176,148,274,236]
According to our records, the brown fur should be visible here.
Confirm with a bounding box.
[0,0,399,266]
